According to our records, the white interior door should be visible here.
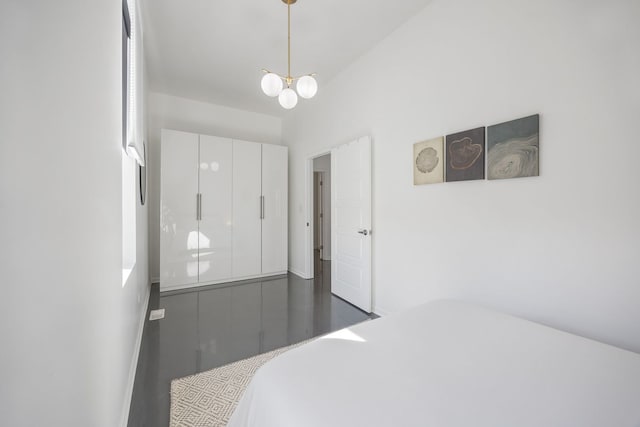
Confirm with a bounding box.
[199,135,233,283]
[331,136,372,312]
[160,129,199,289]
[261,144,288,274]
[232,140,262,278]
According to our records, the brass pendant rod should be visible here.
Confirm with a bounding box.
[287,0,291,84]
[262,0,316,92]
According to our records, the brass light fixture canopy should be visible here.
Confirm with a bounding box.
[281,0,297,4]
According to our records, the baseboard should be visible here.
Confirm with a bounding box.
[120,282,151,427]
[159,272,288,293]
[373,306,391,317]
[288,267,311,279]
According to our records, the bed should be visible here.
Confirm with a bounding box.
[228,300,640,427]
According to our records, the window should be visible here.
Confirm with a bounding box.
[123,0,144,165]
[122,0,136,285]
[122,0,130,150]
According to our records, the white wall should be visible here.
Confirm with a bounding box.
[313,155,332,260]
[147,92,282,280]
[283,0,640,352]
[0,1,149,426]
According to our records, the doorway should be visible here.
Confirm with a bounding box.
[305,136,373,313]
[313,154,331,277]
[304,137,372,313]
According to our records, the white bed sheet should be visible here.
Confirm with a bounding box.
[228,300,640,427]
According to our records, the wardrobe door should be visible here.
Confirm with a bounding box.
[199,135,233,283]
[261,144,288,274]
[160,129,199,290]
[232,140,262,278]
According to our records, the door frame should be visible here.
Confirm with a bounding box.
[304,149,331,279]
[313,171,325,259]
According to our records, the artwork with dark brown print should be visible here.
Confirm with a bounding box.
[449,137,483,169]
[445,127,485,182]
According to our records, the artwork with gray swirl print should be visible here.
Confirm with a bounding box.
[413,136,444,185]
[487,114,540,180]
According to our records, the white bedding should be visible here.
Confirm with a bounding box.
[228,300,640,427]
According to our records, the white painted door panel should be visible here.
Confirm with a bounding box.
[261,144,288,274]
[199,135,233,283]
[331,136,372,312]
[233,140,262,278]
[160,129,199,289]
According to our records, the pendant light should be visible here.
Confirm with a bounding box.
[261,0,317,109]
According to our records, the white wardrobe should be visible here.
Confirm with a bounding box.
[160,129,288,291]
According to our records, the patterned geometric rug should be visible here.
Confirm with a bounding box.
[169,339,312,427]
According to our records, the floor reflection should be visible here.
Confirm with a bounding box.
[128,260,371,427]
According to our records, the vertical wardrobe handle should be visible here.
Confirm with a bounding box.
[196,193,202,221]
[260,196,264,219]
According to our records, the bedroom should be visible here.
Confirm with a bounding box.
[1,0,639,426]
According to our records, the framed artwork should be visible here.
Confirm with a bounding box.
[413,136,444,185]
[487,114,539,180]
[445,127,485,182]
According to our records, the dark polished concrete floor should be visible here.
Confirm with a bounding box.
[127,258,371,427]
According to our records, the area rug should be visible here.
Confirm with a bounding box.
[170,339,312,427]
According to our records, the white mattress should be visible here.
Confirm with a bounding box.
[228,300,640,427]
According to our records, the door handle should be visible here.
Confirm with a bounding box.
[197,193,202,221]
[357,229,369,236]
[260,196,264,219]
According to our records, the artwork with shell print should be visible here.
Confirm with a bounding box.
[413,137,444,185]
[487,114,539,180]
[445,127,486,182]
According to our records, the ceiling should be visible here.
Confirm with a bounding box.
[139,0,432,117]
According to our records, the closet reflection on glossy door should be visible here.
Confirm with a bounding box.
[160,129,199,288]
[232,140,262,278]
[262,144,288,274]
[199,135,233,283]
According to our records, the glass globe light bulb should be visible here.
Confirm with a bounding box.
[261,73,283,97]
[296,75,318,99]
[279,88,298,109]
